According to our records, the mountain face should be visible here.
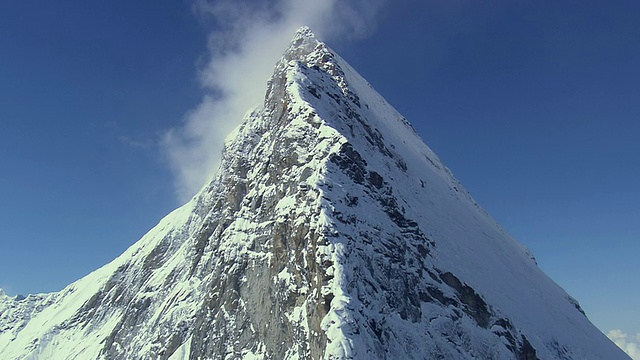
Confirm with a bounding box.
[0,27,629,360]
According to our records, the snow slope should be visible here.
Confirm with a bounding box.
[0,27,629,359]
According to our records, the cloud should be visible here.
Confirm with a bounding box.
[118,135,151,149]
[162,0,386,201]
[608,329,640,360]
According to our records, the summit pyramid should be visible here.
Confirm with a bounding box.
[0,27,629,360]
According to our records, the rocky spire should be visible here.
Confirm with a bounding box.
[0,27,630,360]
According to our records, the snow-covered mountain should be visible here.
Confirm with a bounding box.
[0,27,629,360]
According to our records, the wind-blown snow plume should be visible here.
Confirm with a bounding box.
[163,0,386,200]
[608,330,640,360]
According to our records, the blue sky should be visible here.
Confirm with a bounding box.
[1,0,638,344]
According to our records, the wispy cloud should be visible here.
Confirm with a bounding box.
[118,135,152,150]
[162,0,386,201]
[608,329,640,360]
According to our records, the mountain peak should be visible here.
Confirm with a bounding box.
[0,28,630,360]
[279,26,326,66]
[293,25,316,41]
[286,26,318,53]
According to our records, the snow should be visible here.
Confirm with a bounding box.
[168,335,191,360]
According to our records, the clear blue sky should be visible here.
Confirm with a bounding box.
[1,0,638,339]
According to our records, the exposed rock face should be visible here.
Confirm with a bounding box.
[0,27,630,360]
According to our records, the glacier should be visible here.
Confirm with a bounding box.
[0,27,630,360]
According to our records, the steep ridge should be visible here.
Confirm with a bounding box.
[0,27,629,360]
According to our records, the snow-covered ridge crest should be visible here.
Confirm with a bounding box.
[0,26,630,359]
